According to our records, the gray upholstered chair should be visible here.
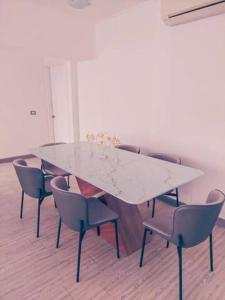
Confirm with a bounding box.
[115,144,140,154]
[40,142,71,187]
[51,176,120,282]
[13,159,53,238]
[139,190,225,300]
[147,153,181,216]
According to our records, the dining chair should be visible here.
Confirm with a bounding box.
[51,176,120,282]
[147,153,181,216]
[139,190,225,300]
[40,142,71,187]
[13,159,53,238]
[75,177,107,236]
[115,144,140,154]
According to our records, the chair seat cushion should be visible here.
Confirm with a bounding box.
[165,189,176,195]
[157,195,179,206]
[143,196,177,240]
[87,198,118,227]
[44,176,54,195]
[44,166,70,177]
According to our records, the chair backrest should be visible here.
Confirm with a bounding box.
[40,142,66,171]
[115,144,140,154]
[51,176,88,232]
[13,159,44,198]
[171,189,225,248]
[147,153,181,164]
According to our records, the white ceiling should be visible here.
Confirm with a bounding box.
[33,0,144,21]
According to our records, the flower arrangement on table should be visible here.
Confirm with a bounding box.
[86,132,120,146]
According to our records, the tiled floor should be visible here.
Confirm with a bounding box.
[1,159,225,300]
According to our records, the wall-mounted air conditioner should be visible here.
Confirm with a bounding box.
[161,0,225,26]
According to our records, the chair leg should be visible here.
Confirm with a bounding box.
[152,198,156,218]
[139,227,148,267]
[176,188,179,207]
[114,220,120,259]
[177,245,183,300]
[36,198,41,238]
[76,222,85,282]
[209,233,214,272]
[147,200,150,207]
[97,226,101,236]
[56,217,62,248]
[67,175,70,188]
[20,190,24,219]
[166,240,170,248]
[54,199,57,208]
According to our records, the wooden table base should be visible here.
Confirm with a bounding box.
[76,178,145,256]
[104,194,144,256]
[76,177,103,197]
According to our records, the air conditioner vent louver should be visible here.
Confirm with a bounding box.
[161,0,225,25]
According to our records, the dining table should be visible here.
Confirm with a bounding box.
[32,142,203,256]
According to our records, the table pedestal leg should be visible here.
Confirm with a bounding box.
[103,194,144,256]
[76,177,103,197]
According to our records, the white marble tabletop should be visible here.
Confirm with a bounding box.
[32,142,203,204]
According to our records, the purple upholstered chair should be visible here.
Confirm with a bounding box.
[13,159,53,237]
[139,190,225,300]
[147,153,181,216]
[115,144,140,154]
[51,176,120,282]
[40,142,71,187]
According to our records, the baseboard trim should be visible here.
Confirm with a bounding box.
[0,154,35,164]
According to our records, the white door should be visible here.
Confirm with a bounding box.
[47,62,74,143]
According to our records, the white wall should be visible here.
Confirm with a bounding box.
[0,49,50,158]
[0,0,95,158]
[0,0,145,158]
[0,0,95,60]
[78,1,225,215]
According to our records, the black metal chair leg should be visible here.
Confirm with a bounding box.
[114,220,120,259]
[76,222,85,282]
[152,198,156,218]
[209,233,214,272]
[56,218,62,248]
[166,240,170,248]
[177,241,183,300]
[176,188,179,207]
[97,226,101,236]
[67,176,70,188]
[36,198,41,238]
[139,227,148,267]
[20,190,24,219]
[147,200,150,207]
[54,199,57,208]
